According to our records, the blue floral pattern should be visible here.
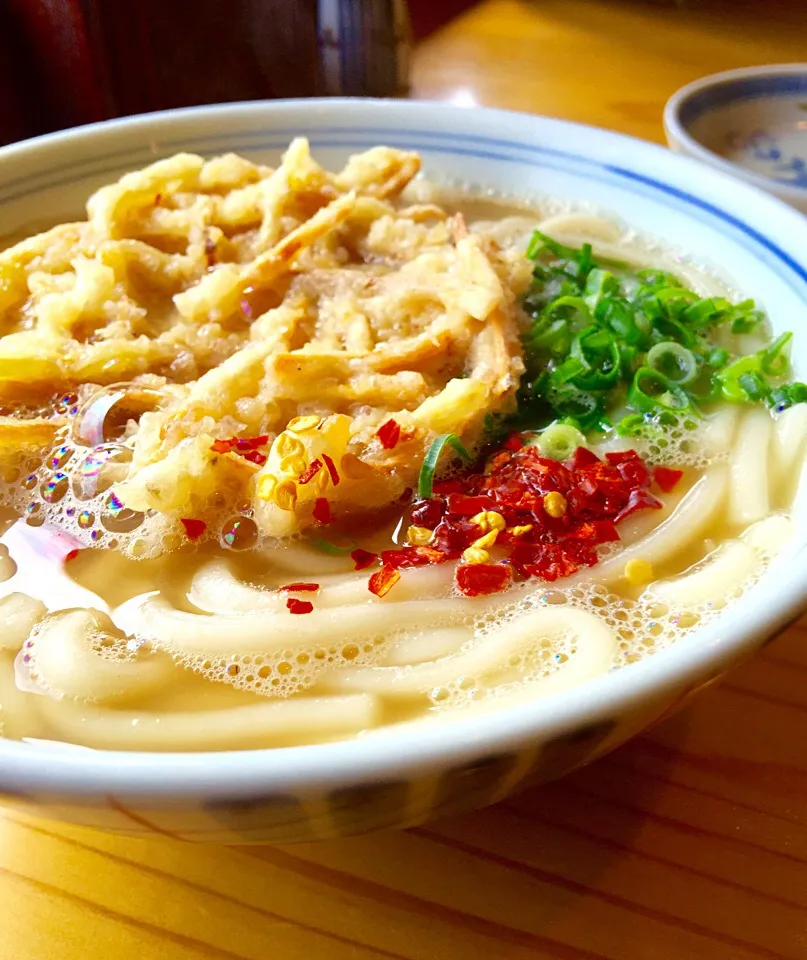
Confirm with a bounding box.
[727,129,807,187]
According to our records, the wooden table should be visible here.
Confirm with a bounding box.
[5,2,807,957]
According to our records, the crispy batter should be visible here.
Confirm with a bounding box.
[0,139,525,540]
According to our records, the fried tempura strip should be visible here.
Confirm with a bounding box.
[334,147,421,199]
[173,192,357,323]
[0,417,58,449]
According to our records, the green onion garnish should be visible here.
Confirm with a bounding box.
[517,228,806,436]
[418,433,472,499]
[534,422,587,460]
[311,537,354,556]
[646,341,698,384]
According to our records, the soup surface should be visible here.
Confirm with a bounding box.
[0,140,804,752]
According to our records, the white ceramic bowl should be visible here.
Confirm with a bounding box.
[3,99,807,843]
[664,64,807,212]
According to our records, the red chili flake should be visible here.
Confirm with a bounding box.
[286,597,314,614]
[380,546,445,569]
[504,434,524,451]
[376,418,402,450]
[446,494,496,517]
[312,497,332,524]
[180,518,207,540]
[654,466,684,493]
[351,548,378,570]
[614,488,663,524]
[211,438,234,454]
[280,582,320,592]
[322,453,340,486]
[432,478,465,497]
[242,450,267,466]
[211,435,268,456]
[64,549,79,563]
[298,458,323,484]
[566,447,601,470]
[368,564,401,598]
[234,435,269,451]
[456,563,512,597]
[410,498,444,528]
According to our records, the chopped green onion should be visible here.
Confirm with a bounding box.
[737,371,770,402]
[717,355,762,402]
[311,538,354,556]
[770,382,807,411]
[584,268,620,309]
[570,326,621,389]
[418,433,473,499]
[518,231,803,437]
[535,423,587,460]
[546,383,604,429]
[646,341,698,384]
[759,332,792,377]
[628,366,693,415]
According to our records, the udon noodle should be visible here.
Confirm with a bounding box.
[0,139,803,751]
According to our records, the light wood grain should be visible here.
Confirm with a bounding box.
[5,2,807,957]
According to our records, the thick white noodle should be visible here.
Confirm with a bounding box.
[728,407,771,526]
[359,610,618,735]
[266,542,356,575]
[30,610,174,704]
[0,654,41,741]
[34,692,379,751]
[187,558,456,614]
[643,540,758,610]
[114,592,496,657]
[380,627,474,667]
[772,403,807,483]
[0,592,46,652]
[741,514,795,557]
[537,213,623,242]
[319,606,615,698]
[700,405,740,458]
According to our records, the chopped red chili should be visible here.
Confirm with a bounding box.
[180,518,207,540]
[242,450,267,466]
[298,459,323,484]
[653,466,684,493]
[286,597,314,614]
[380,545,445,569]
[376,419,402,450]
[210,435,268,457]
[351,548,378,570]
[368,564,401,597]
[456,563,512,596]
[446,494,496,517]
[234,435,269,451]
[279,582,320,592]
[406,443,665,585]
[64,549,79,563]
[312,497,332,524]
[322,453,340,486]
[503,434,524,451]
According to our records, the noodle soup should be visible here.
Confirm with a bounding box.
[0,140,804,752]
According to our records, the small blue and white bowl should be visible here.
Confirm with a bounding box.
[665,64,807,213]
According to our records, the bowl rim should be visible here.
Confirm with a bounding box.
[664,62,807,200]
[3,96,807,800]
